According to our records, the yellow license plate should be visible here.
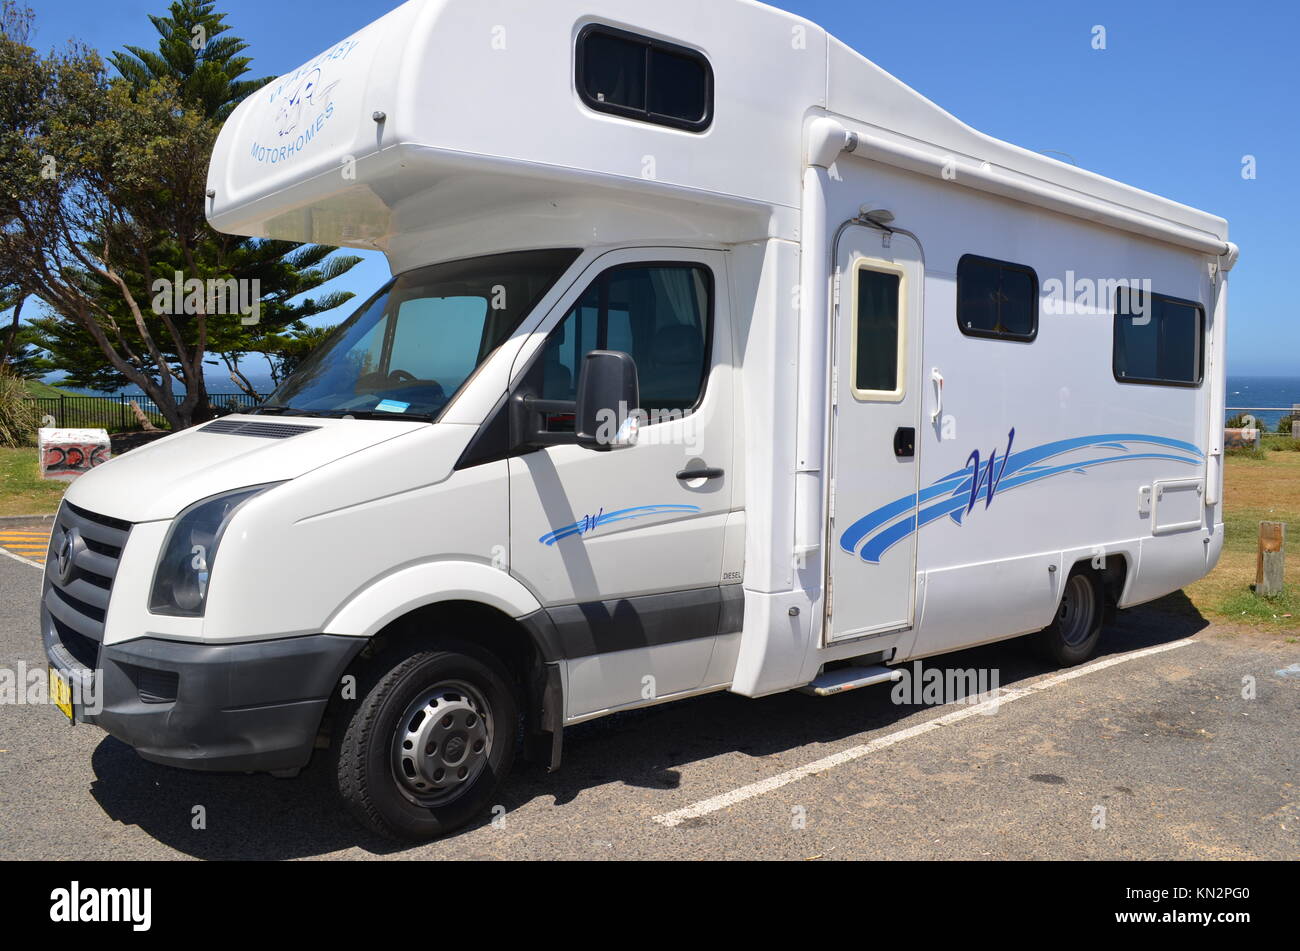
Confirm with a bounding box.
[49,667,74,723]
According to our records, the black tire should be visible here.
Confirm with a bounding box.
[335,641,518,841]
[1033,568,1103,667]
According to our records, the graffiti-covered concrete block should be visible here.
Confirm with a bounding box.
[38,428,111,481]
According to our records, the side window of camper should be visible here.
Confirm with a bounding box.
[852,263,905,400]
[1113,288,1204,386]
[576,25,713,132]
[956,255,1038,341]
[541,264,712,426]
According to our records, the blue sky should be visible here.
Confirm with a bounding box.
[28,0,1299,376]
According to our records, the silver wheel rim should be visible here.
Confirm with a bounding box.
[391,679,493,807]
[1058,575,1097,648]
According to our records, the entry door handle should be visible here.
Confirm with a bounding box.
[676,466,724,481]
[929,367,944,422]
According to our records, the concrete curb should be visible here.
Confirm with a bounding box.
[0,514,56,525]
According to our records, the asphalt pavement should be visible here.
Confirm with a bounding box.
[1,548,1295,860]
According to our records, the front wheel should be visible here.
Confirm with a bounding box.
[1034,569,1103,667]
[335,642,518,841]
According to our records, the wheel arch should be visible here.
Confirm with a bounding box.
[322,560,545,638]
[321,563,565,770]
[1064,551,1130,622]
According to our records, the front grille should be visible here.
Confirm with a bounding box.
[200,419,319,439]
[44,502,131,670]
[50,615,99,670]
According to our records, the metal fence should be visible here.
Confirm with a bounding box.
[25,392,268,431]
[1225,405,1298,435]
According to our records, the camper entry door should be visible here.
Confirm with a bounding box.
[825,228,924,643]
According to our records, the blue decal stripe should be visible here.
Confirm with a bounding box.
[859,514,917,563]
[839,432,1204,563]
[539,504,701,546]
[839,493,916,553]
[995,452,1199,495]
[838,476,968,553]
[932,433,1201,485]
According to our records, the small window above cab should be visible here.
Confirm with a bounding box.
[576,24,713,133]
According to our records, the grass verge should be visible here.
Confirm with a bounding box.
[0,447,68,517]
[1176,450,1300,633]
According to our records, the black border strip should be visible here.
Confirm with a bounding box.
[536,585,742,660]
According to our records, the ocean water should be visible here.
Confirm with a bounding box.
[45,372,1300,428]
[47,372,276,400]
[1227,376,1300,430]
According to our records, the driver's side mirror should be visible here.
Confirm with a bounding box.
[575,350,639,451]
[514,350,641,452]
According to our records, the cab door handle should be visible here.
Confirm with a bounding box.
[676,467,724,480]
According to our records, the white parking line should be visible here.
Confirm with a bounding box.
[651,637,1196,827]
[0,545,43,569]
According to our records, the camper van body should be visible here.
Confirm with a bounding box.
[42,0,1236,838]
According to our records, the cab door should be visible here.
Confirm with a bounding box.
[826,230,925,642]
[507,248,734,715]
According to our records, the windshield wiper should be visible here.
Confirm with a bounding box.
[254,405,434,422]
[253,405,332,417]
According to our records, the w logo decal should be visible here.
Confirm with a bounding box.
[839,432,1203,564]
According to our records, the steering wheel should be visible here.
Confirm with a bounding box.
[388,369,417,384]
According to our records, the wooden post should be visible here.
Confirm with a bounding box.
[127,400,160,432]
[1256,521,1285,597]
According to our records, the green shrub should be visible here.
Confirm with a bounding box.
[0,370,38,448]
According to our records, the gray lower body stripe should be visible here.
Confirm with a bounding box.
[540,584,744,661]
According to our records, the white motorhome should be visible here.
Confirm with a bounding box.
[43,0,1237,840]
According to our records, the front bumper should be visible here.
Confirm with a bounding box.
[44,616,365,772]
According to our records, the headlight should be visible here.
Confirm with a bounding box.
[149,483,281,617]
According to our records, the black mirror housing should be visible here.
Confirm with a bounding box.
[575,350,640,450]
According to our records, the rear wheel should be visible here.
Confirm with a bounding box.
[335,641,518,841]
[1034,568,1103,667]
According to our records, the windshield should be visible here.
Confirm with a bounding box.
[261,249,581,419]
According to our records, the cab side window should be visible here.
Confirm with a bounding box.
[541,263,712,419]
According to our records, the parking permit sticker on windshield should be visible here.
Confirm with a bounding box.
[375,400,411,413]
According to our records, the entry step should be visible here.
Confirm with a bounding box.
[798,665,902,697]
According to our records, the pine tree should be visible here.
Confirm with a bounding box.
[8,1,361,427]
[110,0,270,120]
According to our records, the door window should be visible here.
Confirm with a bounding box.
[851,262,905,400]
[540,264,712,426]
